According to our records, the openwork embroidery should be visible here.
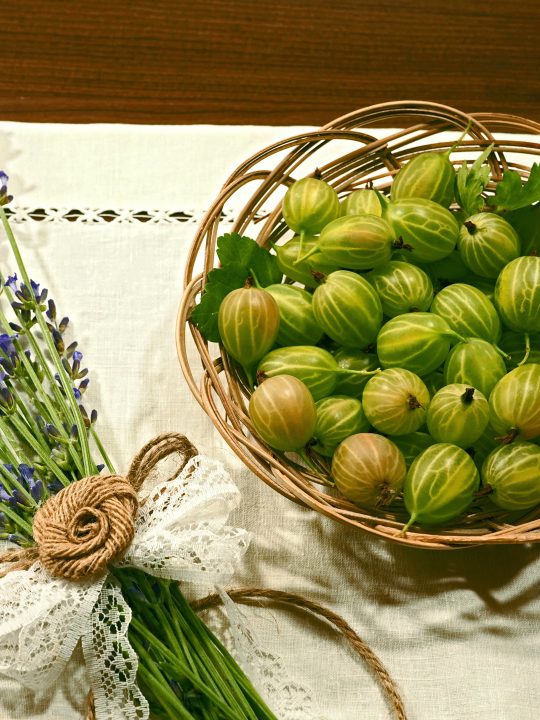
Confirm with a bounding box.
[3,207,238,225]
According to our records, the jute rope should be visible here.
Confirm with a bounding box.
[0,432,406,719]
[193,588,408,720]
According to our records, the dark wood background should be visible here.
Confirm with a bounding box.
[2,1,539,125]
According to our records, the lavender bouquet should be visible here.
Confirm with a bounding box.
[0,172,277,720]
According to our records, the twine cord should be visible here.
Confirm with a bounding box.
[193,588,407,720]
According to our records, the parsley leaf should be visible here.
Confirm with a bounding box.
[455,144,493,216]
[489,163,540,212]
[217,233,282,287]
[190,233,280,342]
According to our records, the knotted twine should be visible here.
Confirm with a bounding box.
[0,432,407,720]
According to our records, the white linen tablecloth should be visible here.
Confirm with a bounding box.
[0,121,539,720]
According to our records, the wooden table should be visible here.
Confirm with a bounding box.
[3,0,540,125]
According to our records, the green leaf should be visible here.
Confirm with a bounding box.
[189,265,246,342]
[190,233,281,341]
[217,232,281,287]
[489,163,540,212]
[455,144,493,216]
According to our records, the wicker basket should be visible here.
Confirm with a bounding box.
[177,100,540,549]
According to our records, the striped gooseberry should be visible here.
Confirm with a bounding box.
[312,396,370,457]
[366,260,433,317]
[299,214,396,270]
[362,368,430,435]
[376,312,462,376]
[341,188,384,217]
[403,444,479,528]
[282,178,340,256]
[426,384,489,448]
[332,433,406,507]
[391,151,455,207]
[385,198,459,262]
[489,364,540,443]
[257,345,378,401]
[218,286,280,386]
[494,256,540,342]
[275,236,339,288]
[443,338,506,398]
[312,270,383,349]
[265,284,323,347]
[430,283,502,343]
[458,213,520,278]
[481,442,540,510]
[249,375,316,452]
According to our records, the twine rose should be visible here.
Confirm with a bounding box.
[32,475,138,579]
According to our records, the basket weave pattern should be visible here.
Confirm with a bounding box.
[177,101,540,549]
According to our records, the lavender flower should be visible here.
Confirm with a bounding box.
[0,172,12,206]
[0,333,18,356]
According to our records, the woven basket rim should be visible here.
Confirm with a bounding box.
[177,100,540,549]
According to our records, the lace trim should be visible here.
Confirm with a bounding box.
[3,206,237,225]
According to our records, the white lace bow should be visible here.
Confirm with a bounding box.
[0,455,250,720]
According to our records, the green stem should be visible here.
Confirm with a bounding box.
[401,514,417,535]
[162,593,226,717]
[129,616,243,720]
[294,242,319,266]
[166,589,251,718]
[0,501,34,535]
[296,230,308,261]
[491,342,512,361]
[336,367,380,376]
[171,586,276,720]
[90,427,116,473]
[0,437,36,507]
[8,413,71,487]
[0,422,25,468]
[298,449,332,485]
[0,207,95,475]
[165,612,223,720]
[131,637,196,720]
[446,120,473,157]
[518,333,531,366]
[0,308,85,477]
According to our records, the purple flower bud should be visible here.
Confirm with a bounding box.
[73,350,83,362]
[18,464,34,482]
[0,172,12,205]
[29,479,43,502]
[0,333,18,355]
[4,274,18,292]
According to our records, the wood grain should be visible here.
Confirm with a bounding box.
[2,0,540,125]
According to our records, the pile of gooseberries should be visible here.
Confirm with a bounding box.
[217,148,540,532]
